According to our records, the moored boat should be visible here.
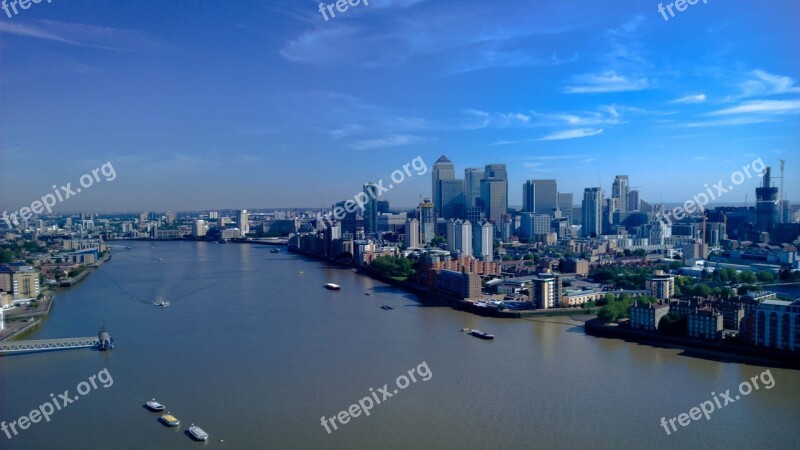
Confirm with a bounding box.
[145,399,165,412]
[324,283,341,290]
[188,424,209,441]
[468,330,495,340]
[160,413,180,427]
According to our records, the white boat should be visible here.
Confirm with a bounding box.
[188,424,209,441]
[324,283,341,291]
[159,413,180,427]
[145,399,165,412]
[153,299,170,308]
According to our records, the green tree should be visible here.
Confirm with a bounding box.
[739,270,757,284]
[430,235,446,246]
[370,256,414,279]
[695,284,713,298]
[756,271,774,283]
[0,249,15,263]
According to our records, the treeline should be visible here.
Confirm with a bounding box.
[370,256,415,279]
[597,293,659,323]
[0,241,46,263]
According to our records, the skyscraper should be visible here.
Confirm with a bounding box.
[238,209,249,237]
[480,164,508,221]
[558,193,573,223]
[628,190,640,212]
[446,219,472,256]
[464,168,484,208]
[519,213,551,239]
[432,156,455,217]
[755,167,779,233]
[439,179,465,219]
[363,182,378,234]
[404,218,420,248]
[192,219,207,237]
[522,179,558,214]
[419,198,435,244]
[612,175,630,213]
[470,220,494,260]
[582,188,603,237]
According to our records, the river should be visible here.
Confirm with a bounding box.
[0,241,798,449]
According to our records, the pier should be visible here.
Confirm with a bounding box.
[0,322,114,355]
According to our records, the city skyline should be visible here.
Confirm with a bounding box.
[1,0,799,211]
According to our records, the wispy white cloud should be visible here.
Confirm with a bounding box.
[738,70,800,98]
[670,94,707,104]
[349,134,435,150]
[680,117,773,128]
[565,71,648,94]
[328,125,366,140]
[539,128,603,141]
[0,19,172,52]
[449,51,578,75]
[0,21,80,45]
[709,99,800,116]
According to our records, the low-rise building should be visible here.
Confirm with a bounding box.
[0,262,40,300]
[645,270,674,300]
[688,308,723,340]
[436,269,482,299]
[719,300,745,330]
[560,258,589,276]
[629,301,669,331]
[754,300,800,352]
[561,288,602,308]
[531,271,562,310]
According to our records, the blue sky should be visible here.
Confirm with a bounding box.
[1,0,798,212]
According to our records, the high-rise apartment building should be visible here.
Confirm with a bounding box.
[238,209,250,237]
[404,218,420,248]
[480,164,508,221]
[628,190,640,212]
[439,179,465,219]
[522,179,558,214]
[582,188,603,237]
[363,182,378,234]
[464,168,484,208]
[419,199,435,244]
[519,213,551,239]
[447,219,472,256]
[612,175,629,213]
[192,219,207,237]
[472,221,494,260]
[432,156,456,217]
[755,167,779,233]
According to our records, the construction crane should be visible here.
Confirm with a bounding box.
[779,159,786,221]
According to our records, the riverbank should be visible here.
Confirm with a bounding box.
[584,318,800,368]
[289,247,599,319]
[0,291,54,341]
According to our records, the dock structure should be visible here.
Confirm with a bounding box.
[0,322,114,355]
